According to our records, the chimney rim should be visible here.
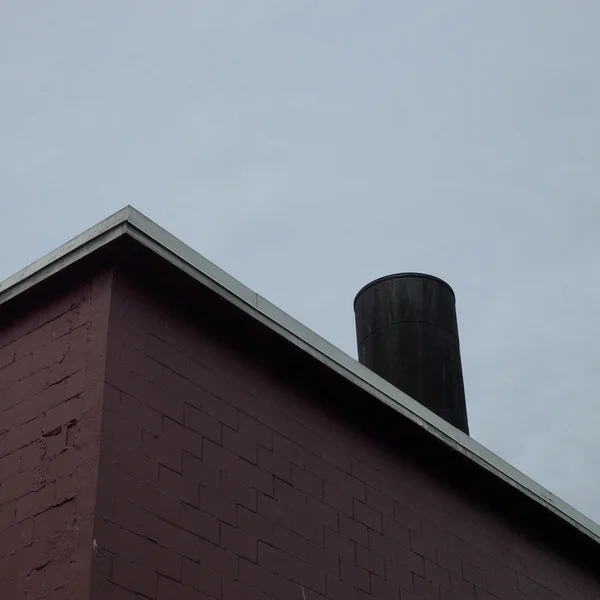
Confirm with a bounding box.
[353,272,456,309]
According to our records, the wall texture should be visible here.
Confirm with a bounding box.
[2,259,600,600]
[0,268,113,599]
[93,269,600,600]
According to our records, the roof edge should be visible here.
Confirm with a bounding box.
[0,206,132,306]
[2,205,600,548]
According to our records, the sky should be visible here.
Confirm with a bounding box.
[1,1,600,524]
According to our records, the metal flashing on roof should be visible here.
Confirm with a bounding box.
[2,205,600,547]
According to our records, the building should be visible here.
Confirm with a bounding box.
[0,206,598,599]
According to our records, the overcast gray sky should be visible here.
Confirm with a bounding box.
[2,1,600,524]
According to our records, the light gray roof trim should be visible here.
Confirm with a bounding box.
[2,205,600,547]
[0,208,129,305]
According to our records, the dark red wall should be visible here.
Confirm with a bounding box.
[2,254,599,600]
[94,269,600,600]
[0,269,113,599]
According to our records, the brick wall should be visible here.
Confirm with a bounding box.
[95,272,600,600]
[0,269,113,599]
[2,260,598,600]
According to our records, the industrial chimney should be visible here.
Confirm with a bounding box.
[354,273,469,434]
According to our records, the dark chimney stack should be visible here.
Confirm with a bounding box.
[354,273,469,434]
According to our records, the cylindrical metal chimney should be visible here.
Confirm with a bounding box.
[354,273,469,434]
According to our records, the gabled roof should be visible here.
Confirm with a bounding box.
[2,205,599,548]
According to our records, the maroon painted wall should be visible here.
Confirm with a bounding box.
[2,254,599,600]
[0,268,113,599]
[94,269,600,600]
